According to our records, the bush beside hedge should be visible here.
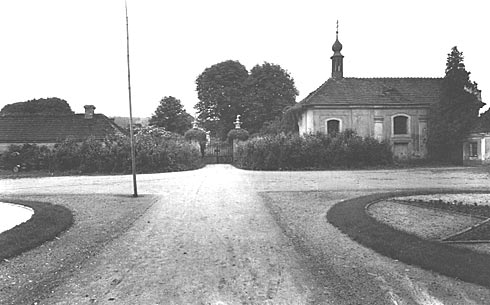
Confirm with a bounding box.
[227,128,249,143]
[0,131,202,174]
[234,130,393,170]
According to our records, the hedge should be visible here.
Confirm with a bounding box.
[0,131,202,174]
[234,130,393,170]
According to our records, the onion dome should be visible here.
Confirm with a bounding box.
[332,36,343,54]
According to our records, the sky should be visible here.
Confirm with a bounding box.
[0,0,488,118]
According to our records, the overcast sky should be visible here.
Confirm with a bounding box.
[0,0,488,118]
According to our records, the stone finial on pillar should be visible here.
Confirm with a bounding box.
[234,115,241,129]
[192,119,199,129]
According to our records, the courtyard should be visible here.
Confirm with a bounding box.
[1,165,490,304]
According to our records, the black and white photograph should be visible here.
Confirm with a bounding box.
[1,0,490,304]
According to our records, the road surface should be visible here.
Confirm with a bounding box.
[1,165,490,304]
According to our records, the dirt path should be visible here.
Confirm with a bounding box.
[37,165,318,304]
[2,165,490,304]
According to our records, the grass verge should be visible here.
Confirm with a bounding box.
[327,189,490,288]
[0,200,73,261]
[0,194,156,305]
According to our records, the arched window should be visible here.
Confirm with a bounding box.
[393,115,409,135]
[326,119,341,134]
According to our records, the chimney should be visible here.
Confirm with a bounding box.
[84,105,96,119]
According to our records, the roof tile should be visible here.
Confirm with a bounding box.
[0,114,125,143]
[300,77,443,106]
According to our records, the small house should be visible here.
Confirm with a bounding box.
[0,105,125,152]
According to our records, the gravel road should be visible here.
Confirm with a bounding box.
[1,165,490,304]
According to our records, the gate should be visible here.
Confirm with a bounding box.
[203,139,233,164]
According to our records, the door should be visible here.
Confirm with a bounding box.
[393,142,409,159]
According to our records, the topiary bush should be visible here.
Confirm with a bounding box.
[184,128,207,142]
[235,130,393,170]
[184,128,207,156]
[227,128,250,143]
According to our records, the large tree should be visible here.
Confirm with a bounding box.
[194,60,299,138]
[195,60,249,139]
[243,62,298,134]
[149,96,193,135]
[428,46,483,162]
[0,97,73,115]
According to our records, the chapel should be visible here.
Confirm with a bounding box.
[297,27,443,159]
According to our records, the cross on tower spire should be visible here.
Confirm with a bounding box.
[331,20,344,79]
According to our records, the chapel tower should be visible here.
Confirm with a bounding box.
[331,21,344,79]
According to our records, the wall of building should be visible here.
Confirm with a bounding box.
[463,134,490,165]
[298,106,430,158]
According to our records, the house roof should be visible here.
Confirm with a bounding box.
[469,115,490,134]
[300,77,443,106]
[0,114,126,143]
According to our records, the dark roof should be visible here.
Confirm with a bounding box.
[469,115,490,134]
[300,77,443,106]
[0,114,126,143]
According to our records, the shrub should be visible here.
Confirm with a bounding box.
[1,133,203,174]
[52,138,82,172]
[235,130,393,170]
[1,144,54,171]
[184,128,207,142]
[227,128,249,143]
[133,132,202,173]
[184,128,207,157]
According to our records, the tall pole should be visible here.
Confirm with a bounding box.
[125,1,138,197]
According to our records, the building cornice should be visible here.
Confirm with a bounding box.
[306,103,431,110]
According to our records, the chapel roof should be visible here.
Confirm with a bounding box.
[0,114,126,143]
[300,77,444,106]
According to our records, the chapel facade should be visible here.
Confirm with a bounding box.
[297,29,443,159]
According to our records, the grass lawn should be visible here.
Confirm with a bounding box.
[0,194,157,305]
[0,200,73,261]
[393,196,490,242]
[327,189,490,289]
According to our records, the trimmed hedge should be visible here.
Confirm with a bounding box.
[0,131,203,174]
[227,128,249,142]
[234,130,393,170]
[327,189,490,289]
[184,128,207,142]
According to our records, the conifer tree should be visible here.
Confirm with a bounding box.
[428,47,483,162]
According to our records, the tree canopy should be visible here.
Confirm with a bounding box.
[149,96,193,135]
[195,60,249,139]
[194,60,298,138]
[0,97,73,115]
[428,46,484,162]
[243,62,298,134]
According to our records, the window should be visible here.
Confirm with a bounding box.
[469,142,478,157]
[326,119,340,134]
[393,115,408,135]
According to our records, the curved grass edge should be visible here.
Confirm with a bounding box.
[326,188,490,288]
[0,200,74,261]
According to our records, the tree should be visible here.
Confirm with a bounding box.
[195,60,249,139]
[0,97,73,115]
[149,96,193,135]
[243,62,298,134]
[427,47,484,162]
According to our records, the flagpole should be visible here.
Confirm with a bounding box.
[125,0,138,197]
